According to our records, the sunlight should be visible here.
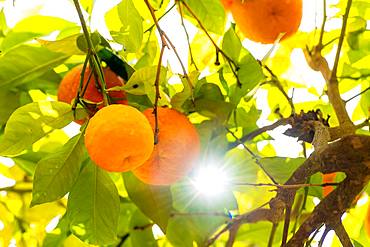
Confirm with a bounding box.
[191,166,229,196]
[0,156,15,167]
[45,215,61,233]
[0,220,4,231]
[0,174,16,188]
[152,224,165,239]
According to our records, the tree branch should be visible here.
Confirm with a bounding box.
[304,0,355,135]
[210,135,370,246]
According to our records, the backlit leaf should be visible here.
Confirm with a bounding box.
[260,157,305,184]
[123,172,173,232]
[0,45,70,89]
[106,0,143,52]
[0,101,78,156]
[31,134,85,206]
[182,0,226,35]
[129,209,157,247]
[222,27,242,62]
[67,161,120,245]
[1,16,76,51]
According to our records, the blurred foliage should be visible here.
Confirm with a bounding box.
[0,0,369,246]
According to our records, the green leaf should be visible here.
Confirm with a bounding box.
[1,16,76,51]
[228,106,260,134]
[67,161,120,245]
[260,157,305,184]
[31,134,85,206]
[167,215,227,247]
[353,239,365,247]
[237,222,283,246]
[106,0,143,52]
[0,101,78,156]
[0,90,20,125]
[76,33,101,53]
[171,71,199,110]
[196,120,229,154]
[123,172,173,232]
[129,209,157,247]
[117,66,167,103]
[229,52,265,104]
[135,40,158,69]
[80,0,95,14]
[116,200,137,236]
[183,0,226,35]
[42,215,70,247]
[194,83,234,122]
[38,34,83,56]
[222,27,242,62]
[223,148,259,189]
[12,151,48,176]
[0,8,7,34]
[0,45,70,89]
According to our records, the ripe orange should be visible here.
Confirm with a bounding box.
[84,105,154,172]
[57,64,127,123]
[133,107,201,185]
[221,0,302,44]
[322,173,336,197]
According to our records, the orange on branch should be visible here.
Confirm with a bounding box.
[222,0,302,44]
[57,64,127,123]
[84,105,154,172]
[133,107,201,185]
[322,173,336,197]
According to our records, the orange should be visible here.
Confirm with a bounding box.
[133,107,201,185]
[221,0,302,44]
[84,105,154,172]
[57,64,127,123]
[322,173,336,197]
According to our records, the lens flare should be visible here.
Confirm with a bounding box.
[191,166,228,196]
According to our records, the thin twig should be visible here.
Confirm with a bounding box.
[206,201,270,246]
[143,0,169,144]
[179,0,242,87]
[345,86,370,103]
[339,73,370,80]
[305,224,324,247]
[330,0,352,81]
[228,118,291,149]
[263,64,295,114]
[282,205,292,246]
[268,223,278,247]
[73,0,109,106]
[355,118,369,129]
[226,128,278,185]
[144,3,176,33]
[231,182,339,189]
[318,0,327,48]
[318,226,330,247]
[177,1,199,70]
[170,211,230,218]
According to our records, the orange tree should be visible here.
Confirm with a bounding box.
[0,0,369,246]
